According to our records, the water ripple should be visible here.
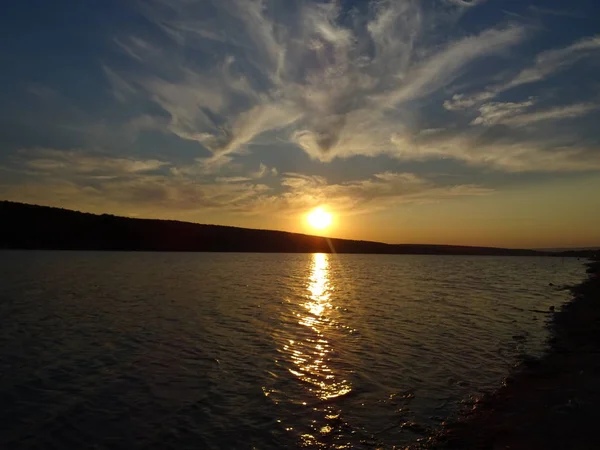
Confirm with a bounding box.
[0,251,584,449]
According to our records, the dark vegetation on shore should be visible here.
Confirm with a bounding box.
[413,258,600,450]
[1,201,596,257]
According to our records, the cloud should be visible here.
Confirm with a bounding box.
[114,36,160,62]
[445,35,600,110]
[445,0,487,7]
[471,99,536,126]
[382,25,526,106]
[507,36,600,88]
[444,92,495,111]
[111,0,528,163]
[102,65,137,102]
[115,2,598,176]
[507,104,599,126]
[17,148,169,177]
[252,162,277,179]
[289,21,525,161]
[215,176,253,183]
[2,148,493,218]
[256,171,494,216]
[8,139,599,223]
[388,131,600,172]
[27,83,59,98]
[125,114,166,137]
[251,170,494,216]
[460,142,600,172]
[169,154,235,177]
[215,162,277,182]
[140,68,300,157]
[3,148,268,213]
[472,102,598,127]
[528,6,586,19]
[3,175,271,213]
[17,0,599,186]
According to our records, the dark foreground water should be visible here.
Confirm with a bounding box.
[0,251,584,449]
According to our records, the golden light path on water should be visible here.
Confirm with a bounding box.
[280,253,353,447]
[291,253,351,400]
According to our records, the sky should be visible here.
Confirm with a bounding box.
[1,0,600,248]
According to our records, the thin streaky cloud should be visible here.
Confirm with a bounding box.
[444,0,487,8]
[472,102,599,127]
[114,38,144,61]
[2,149,494,218]
[445,35,600,110]
[27,84,59,98]
[501,10,527,20]
[17,149,169,175]
[102,0,599,175]
[102,65,137,103]
[471,100,537,126]
[528,5,588,19]
[119,0,527,163]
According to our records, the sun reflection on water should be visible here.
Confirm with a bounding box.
[272,253,356,448]
[288,253,352,402]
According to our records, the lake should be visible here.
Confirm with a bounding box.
[0,251,584,449]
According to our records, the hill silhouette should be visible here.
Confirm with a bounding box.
[0,200,573,256]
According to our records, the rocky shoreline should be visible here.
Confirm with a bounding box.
[412,258,600,450]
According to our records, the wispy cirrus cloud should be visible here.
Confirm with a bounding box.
[275,171,493,215]
[444,35,600,110]
[102,65,137,103]
[108,0,529,164]
[114,36,161,62]
[471,101,598,127]
[26,83,59,99]
[445,0,487,7]
[528,5,587,19]
[471,100,536,126]
[92,0,600,176]
[388,131,600,172]
[1,147,493,218]
[505,104,600,127]
[16,148,169,177]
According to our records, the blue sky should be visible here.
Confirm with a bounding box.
[1,0,600,247]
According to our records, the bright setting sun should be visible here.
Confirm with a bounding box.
[306,207,333,231]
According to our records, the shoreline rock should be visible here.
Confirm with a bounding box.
[412,258,600,450]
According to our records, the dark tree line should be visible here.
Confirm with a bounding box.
[0,201,588,257]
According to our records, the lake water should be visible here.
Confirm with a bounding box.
[0,251,585,449]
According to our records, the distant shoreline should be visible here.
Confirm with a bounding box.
[417,257,600,449]
[0,248,589,258]
[1,201,596,258]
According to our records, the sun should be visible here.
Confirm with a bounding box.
[307,207,333,230]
